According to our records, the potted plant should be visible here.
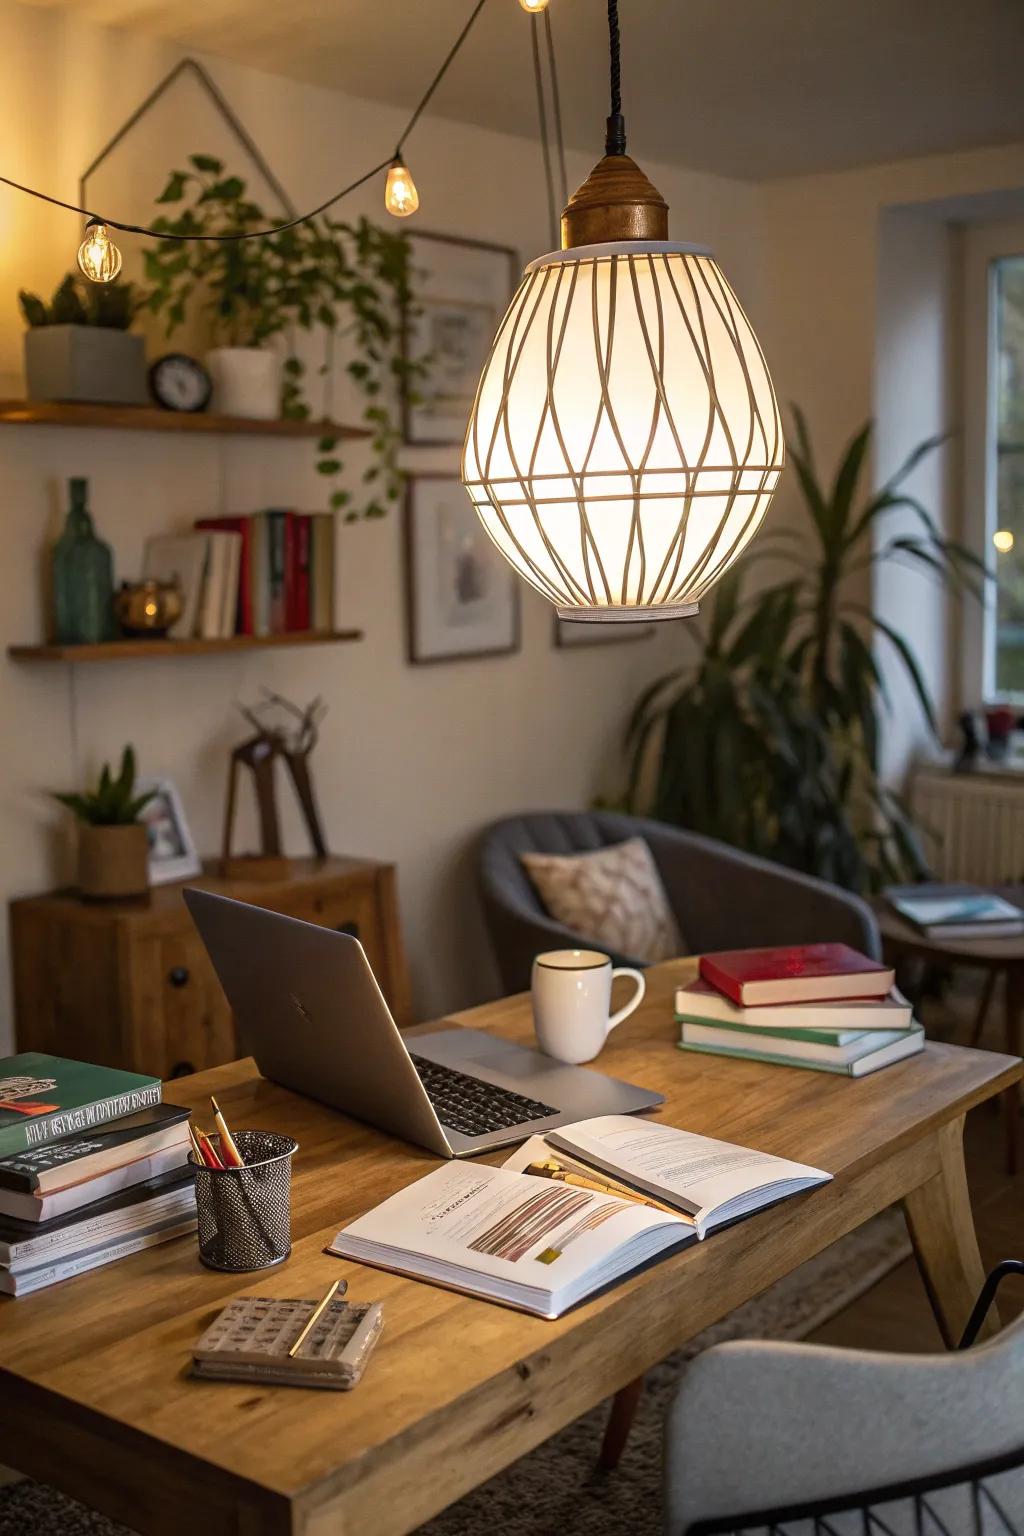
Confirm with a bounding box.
[623,408,986,892]
[143,154,425,518]
[53,746,156,899]
[19,274,147,406]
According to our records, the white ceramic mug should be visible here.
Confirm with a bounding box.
[531,949,646,1065]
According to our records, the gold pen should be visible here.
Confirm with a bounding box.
[288,1278,348,1359]
[524,1158,684,1219]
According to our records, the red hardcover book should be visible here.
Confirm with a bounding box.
[698,944,895,1007]
[195,517,253,635]
[293,515,312,632]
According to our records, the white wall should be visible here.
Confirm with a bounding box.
[754,143,1024,783]
[0,0,760,1050]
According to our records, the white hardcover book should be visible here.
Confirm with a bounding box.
[0,1215,197,1296]
[675,979,914,1033]
[328,1118,830,1317]
[1,1183,196,1267]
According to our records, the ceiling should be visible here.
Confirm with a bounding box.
[25,0,1024,181]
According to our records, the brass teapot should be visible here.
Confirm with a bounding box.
[115,578,183,638]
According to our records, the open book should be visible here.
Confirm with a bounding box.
[328,1116,829,1318]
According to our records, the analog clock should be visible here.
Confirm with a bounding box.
[149,353,213,414]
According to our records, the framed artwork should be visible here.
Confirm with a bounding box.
[402,230,520,447]
[404,474,520,664]
[554,616,657,648]
[136,777,202,886]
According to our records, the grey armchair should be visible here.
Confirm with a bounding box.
[479,810,880,994]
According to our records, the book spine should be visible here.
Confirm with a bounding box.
[0,1082,162,1159]
[3,1218,196,1297]
[283,512,299,630]
[696,956,743,1005]
[268,512,287,633]
[294,515,311,631]
[235,518,253,635]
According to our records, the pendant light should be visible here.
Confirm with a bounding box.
[462,1,784,622]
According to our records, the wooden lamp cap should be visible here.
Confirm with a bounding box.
[560,154,669,248]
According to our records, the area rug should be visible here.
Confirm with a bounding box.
[0,1209,911,1536]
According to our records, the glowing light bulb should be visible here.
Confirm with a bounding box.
[384,160,419,218]
[77,222,123,284]
[518,0,550,10]
[994,529,1015,554]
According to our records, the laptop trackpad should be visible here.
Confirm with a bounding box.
[415,1028,611,1087]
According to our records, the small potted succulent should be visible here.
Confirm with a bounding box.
[53,746,155,899]
[19,274,147,406]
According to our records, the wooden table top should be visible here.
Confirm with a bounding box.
[0,957,1019,1536]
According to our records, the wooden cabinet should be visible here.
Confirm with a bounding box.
[10,856,411,1078]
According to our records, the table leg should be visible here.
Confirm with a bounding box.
[599,1374,645,1471]
[1005,969,1023,1177]
[902,1116,998,1347]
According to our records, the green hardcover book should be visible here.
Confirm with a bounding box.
[0,1054,162,1159]
[677,1022,924,1078]
[675,1013,869,1047]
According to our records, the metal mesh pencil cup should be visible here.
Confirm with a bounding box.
[192,1130,299,1273]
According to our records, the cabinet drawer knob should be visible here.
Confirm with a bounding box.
[169,1060,195,1078]
[168,966,190,988]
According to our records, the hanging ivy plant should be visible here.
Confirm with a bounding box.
[142,154,427,520]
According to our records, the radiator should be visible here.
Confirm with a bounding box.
[911,767,1024,884]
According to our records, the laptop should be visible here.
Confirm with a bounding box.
[184,888,663,1158]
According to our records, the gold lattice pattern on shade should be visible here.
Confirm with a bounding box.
[461,243,784,620]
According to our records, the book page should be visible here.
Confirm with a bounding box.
[331,1161,686,1303]
[547,1117,830,1232]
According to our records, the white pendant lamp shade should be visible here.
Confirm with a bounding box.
[462,240,783,620]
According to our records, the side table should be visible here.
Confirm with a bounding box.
[873,890,1024,1174]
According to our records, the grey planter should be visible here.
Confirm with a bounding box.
[24,326,148,406]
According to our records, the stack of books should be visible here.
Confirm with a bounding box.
[143,510,335,641]
[676,942,924,1076]
[0,1053,196,1296]
[886,883,1024,941]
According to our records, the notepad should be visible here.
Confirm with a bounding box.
[192,1295,384,1390]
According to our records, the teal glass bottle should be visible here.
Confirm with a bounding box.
[52,477,115,644]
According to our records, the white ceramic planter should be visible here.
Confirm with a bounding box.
[206,347,281,420]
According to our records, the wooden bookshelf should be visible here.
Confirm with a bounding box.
[8,631,363,663]
[0,400,369,439]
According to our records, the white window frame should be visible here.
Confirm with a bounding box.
[962,219,1024,705]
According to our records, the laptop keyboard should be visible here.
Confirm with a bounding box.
[409,1055,558,1138]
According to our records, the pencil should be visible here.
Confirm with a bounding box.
[210,1096,243,1168]
[288,1279,343,1359]
[194,1125,224,1170]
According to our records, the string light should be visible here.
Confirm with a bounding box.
[994,529,1015,554]
[384,158,419,218]
[77,221,122,283]
[0,0,492,276]
[519,0,550,11]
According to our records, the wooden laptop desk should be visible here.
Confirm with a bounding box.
[0,958,1018,1536]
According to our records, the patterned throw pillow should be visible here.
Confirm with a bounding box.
[521,837,683,964]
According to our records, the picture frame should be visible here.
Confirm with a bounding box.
[404,473,521,664]
[402,230,520,447]
[554,615,657,647]
[136,777,202,886]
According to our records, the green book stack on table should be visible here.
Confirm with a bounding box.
[676,944,925,1077]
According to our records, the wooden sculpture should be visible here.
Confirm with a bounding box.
[220,690,329,878]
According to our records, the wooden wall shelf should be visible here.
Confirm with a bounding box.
[0,400,369,439]
[8,631,363,663]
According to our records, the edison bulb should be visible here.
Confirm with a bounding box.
[77,222,122,284]
[994,529,1015,554]
[518,0,550,10]
[384,160,419,218]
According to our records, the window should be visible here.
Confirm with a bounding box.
[990,256,1024,695]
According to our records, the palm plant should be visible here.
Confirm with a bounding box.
[625,407,985,892]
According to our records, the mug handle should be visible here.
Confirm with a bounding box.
[607,968,646,1033]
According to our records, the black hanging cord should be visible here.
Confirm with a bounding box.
[0,0,490,245]
[605,0,626,156]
